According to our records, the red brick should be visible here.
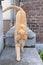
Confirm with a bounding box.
[32,1,40,5]
[35,7,40,10]
[41,1,43,4]
[41,7,43,10]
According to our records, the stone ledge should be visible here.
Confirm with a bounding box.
[0,47,43,65]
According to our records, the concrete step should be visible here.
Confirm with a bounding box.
[0,47,43,65]
[5,26,36,47]
[5,38,36,47]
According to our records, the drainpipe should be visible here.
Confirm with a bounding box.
[0,1,1,5]
[10,0,14,26]
[10,0,23,26]
[19,0,24,6]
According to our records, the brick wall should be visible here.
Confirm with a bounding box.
[20,0,43,43]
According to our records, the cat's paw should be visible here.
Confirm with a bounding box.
[16,57,21,61]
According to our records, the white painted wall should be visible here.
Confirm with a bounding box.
[2,0,11,20]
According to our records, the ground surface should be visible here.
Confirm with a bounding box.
[0,47,43,65]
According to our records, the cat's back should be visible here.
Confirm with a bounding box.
[16,9,26,17]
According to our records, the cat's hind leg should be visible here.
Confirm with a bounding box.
[15,43,21,61]
[20,41,25,52]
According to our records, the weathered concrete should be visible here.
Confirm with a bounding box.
[0,47,43,65]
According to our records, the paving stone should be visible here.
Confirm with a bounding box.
[0,47,43,65]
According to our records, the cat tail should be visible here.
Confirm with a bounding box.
[3,5,22,12]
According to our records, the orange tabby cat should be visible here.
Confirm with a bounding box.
[3,5,27,61]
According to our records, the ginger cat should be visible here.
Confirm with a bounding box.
[3,5,27,61]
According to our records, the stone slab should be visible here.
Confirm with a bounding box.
[0,47,43,65]
[5,26,36,46]
[0,6,3,54]
[5,37,36,46]
[0,36,3,54]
